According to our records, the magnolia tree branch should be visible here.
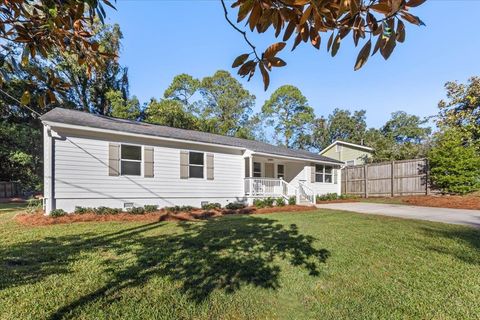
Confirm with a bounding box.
[220,0,261,62]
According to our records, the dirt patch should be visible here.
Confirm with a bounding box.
[400,195,480,210]
[15,205,317,226]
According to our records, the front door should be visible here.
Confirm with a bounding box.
[265,163,274,178]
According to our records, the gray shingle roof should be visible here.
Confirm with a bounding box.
[41,108,343,164]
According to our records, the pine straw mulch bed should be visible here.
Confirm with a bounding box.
[15,205,317,226]
[398,195,480,210]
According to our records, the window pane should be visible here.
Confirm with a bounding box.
[253,172,262,178]
[277,164,284,174]
[325,166,333,174]
[325,174,332,183]
[315,174,323,183]
[315,164,323,173]
[189,152,204,165]
[121,145,141,160]
[121,161,141,176]
[189,165,204,178]
[253,162,261,172]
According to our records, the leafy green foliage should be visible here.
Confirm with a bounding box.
[128,207,145,215]
[144,99,199,130]
[288,196,296,205]
[225,202,246,210]
[106,90,141,121]
[93,207,123,215]
[201,203,222,210]
[164,206,196,213]
[144,205,159,213]
[275,197,286,207]
[50,209,66,217]
[253,197,276,208]
[437,76,480,140]
[262,85,315,148]
[429,128,480,194]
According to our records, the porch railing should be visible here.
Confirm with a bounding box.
[298,181,316,204]
[244,178,287,197]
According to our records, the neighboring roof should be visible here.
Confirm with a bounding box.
[320,140,374,154]
[41,108,343,164]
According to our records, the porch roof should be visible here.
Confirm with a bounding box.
[41,108,343,165]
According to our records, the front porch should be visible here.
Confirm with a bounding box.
[243,153,341,205]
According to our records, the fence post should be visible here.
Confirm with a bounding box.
[364,164,368,198]
[391,161,395,197]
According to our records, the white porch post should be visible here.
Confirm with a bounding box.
[249,155,253,195]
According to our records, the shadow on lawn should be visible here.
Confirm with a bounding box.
[422,225,480,265]
[0,215,330,319]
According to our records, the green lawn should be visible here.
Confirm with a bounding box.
[1,206,479,320]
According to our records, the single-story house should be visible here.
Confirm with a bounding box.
[41,108,344,213]
[320,140,373,166]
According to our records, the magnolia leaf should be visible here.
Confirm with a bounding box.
[331,34,341,57]
[370,3,391,14]
[265,42,286,59]
[401,12,425,26]
[396,20,406,43]
[327,32,334,52]
[354,39,371,70]
[299,5,312,26]
[259,62,270,91]
[249,3,262,31]
[406,0,426,7]
[21,91,31,105]
[380,35,396,60]
[269,57,287,67]
[283,20,296,41]
[232,53,250,68]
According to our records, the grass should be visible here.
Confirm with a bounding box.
[1,206,479,319]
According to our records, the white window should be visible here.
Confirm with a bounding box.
[336,144,343,152]
[121,144,142,176]
[315,164,333,183]
[253,162,262,177]
[345,160,355,166]
[277,164,285,179]
[189,152,204,178]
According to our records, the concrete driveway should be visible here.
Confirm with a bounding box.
[315,202,480,228]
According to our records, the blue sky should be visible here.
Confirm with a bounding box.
[107,0,480,128]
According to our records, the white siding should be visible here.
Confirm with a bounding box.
[52,130,245,212]
[286,162,340,196]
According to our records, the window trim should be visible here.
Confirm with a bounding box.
[120,144,142,176]
[188,151,205,179]
[315,164,334,184]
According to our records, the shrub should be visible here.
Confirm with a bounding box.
[429,128,480,194]
[288,196,296,205]
[316,193,339,202]
[50,209,66,217]
[276,197,286,206]
[225,202,246,210]
[144,205,158,213]
[201,202,222,210]
[74,206,91,214]
[26,198,42,214]
[93,206,122,215]
[164,205,196,213]
[128,207,145,215]
[253,197,275,208]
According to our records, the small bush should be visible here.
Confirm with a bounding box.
[50,209,66,217]
[26,198,42,214]
[225,202,246,210]
[164,205,196,213]
[288,196,296,205]
[201,202,222,210]
[316,193,339,202]
[144,205,158,213]
[74,206,92,214]
[93,206,122,215]
[253,197,275,208]
[128,207,145,215]
[276,197,286,207]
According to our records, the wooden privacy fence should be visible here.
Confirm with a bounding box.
[341,159,428,197]
[0,181,21,198]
